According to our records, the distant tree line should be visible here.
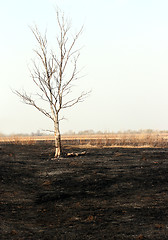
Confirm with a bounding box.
[63,129,168,135]
[1,129,168,137]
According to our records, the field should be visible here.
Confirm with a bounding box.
[1,135,168,239]
[1,132,168,148]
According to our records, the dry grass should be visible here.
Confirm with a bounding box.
[0,133,167,148]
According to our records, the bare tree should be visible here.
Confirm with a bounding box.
[14,10,89,158]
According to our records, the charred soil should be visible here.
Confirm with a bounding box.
[0,142,168,239]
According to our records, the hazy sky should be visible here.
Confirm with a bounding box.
[1,0,168,135]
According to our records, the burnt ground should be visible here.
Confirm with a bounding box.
[0,142,168,240]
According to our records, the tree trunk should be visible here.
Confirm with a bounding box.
[54,117,62,158]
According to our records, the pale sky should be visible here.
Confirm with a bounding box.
[1,0,168,135]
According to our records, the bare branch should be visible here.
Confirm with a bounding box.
[62,26,83,74]
[13,90,54,121]
[62,91,90,109]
